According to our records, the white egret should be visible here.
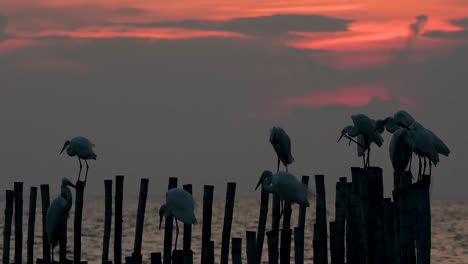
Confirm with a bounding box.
[338,114,384,168]
[270,127,294,172]
[60,136,97,183]
[389,128,413,184]
[46,177,76,262]
[255,170,310,217]
[159,188,197,250]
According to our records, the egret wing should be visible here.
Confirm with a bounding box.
[166,188,197,224]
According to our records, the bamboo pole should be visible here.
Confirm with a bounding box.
[231,238,242,264]
[313,175,327,264]
[256,187,269,264]
[280,203,292,264]
[131,178,149,263]
[266,231,278,264]
[172,250,184,264]
[351,168,366,264]
[345,182,355,264]
[182,184,193,253]
[14,182,23,264]
[151,253,162,264]
[329,222,338,264]
[246,231,257,264]
[74,180,86,264]
[27,187,37,264]
[163,177,178,264]
[416,174,431,264]
[271,193,281,260]
[201,185,214,264]
[205,241,214,264]
[102,180,113,264]
[115,175,124,264]
[40,184,51,263]
[220,182,236,264]
[294,227,304,264]
[3,190,14,264]
[334,177,346,264]
[298,176,310,228]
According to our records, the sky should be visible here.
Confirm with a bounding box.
[1,0,467,200]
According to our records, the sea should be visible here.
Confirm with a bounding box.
[0,196,467,263]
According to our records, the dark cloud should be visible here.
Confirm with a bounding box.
[0,14,7,40]
[114,7,148,16]
[410,15,428,36]
[121,14,353,35]
[424,17,468,40]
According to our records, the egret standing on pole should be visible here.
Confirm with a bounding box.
[269,127,294,172]
[159,188,197,251]
[60,136,97,184]
[46,177,76,262]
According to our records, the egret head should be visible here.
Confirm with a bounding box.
[159,204,167,230]
[338,125,354,142]
[61,177,76,189]
[60,140,70,154]
[255,170,273,190]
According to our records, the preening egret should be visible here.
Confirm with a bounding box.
[159,188,197,250]
[46,177,76,262]
[270,127,294,172]
[389,128,413,184]
[255,170,310,217]
[338,114,384,168]
[60,136,97,184]
[376,110,416,133]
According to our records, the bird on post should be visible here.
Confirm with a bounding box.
[46,177,76,263]
[389,128,413,186]
[60,136,97,186]
[338,114,384,169]
[255,170,310,217]
[269,127,294,172]
[159,188,197,251]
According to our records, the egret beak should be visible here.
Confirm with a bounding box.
[255,176,263,191]
[60,141,70,154]
[159,215,163,230]
[337,134,345,143]
[66,182,76,189]
[374,121,385,132]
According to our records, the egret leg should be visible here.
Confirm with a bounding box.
[175,219,179,250]
[84,160,90,182]
[366,147,371,169]
[418,155,422,180]
[77,158,83,182]
[429,161,432,176]
[362,155,366,169]
[51,247,54,263]
[279,200,284,219]
[277,158,280,172]
[422,157,427,181]
[408,154,413,173]
[285,165,288,172]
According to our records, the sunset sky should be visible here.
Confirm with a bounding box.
[1,0,467,199]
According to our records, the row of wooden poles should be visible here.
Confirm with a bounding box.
[2,166,431,264]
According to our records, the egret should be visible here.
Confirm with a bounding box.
[60,136,97,184]
[389,128,413,186]
[270,127,294,172]
[159,188,197,250]
[46,177,76,262]
[376,110,416,133]
[338,114,384,168]
[255,170,310,217]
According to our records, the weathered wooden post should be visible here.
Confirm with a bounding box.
[395,187,411,264]
[298,175,310,228]
[358,168,369,263]
[329,222,338,264]
[115,175,124,264]
[256,186,269,264]
[182,184,193,264]
[3,190,14,264]
[220,182,236,264]
[102,180,113,264]
[351,168,367,264]
[271,192,281,260]
[231,237,242,264]
[131,178,149,264]
[367,167,384,264]
[201,185,214,264]
[39,184,51,263]
[246,231,257,264]
[334,177,346,264]
[205,241,215,264]
[415,174,431,264]
[313,175,327,264]
[266,231,278,264]
[294,227,304,264]
[172,250,184,264]
[14,182,23,264]
[163,177,178,264]
[345,182,355,264]
[27,187,37,264]
[151,253,162,264]
[74,179,86,264]
[382,198,397,264]
[280,202,292,264]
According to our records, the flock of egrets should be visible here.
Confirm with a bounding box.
[45,109,449,260]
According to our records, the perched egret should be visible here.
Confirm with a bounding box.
[338,114,384,168]
[389,128,413,185]
[159,188,197,250]
[270,127,294,172]
[377,110,416,133]
[255,170,310,217]
[46,178,76,262]
[60,136,97,183]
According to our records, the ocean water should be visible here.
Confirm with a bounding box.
[0,196,467,263]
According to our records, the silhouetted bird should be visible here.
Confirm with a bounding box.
[60,136,97,183]
[269,127,294,172]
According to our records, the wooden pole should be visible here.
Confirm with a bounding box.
[280,203,292,264]
[132,178,149,263]
[102,180,113,264]
[329,222,338,264]
[115,175,124,264]
[367,167,384,264]
[298,176,310,228]
[151,253,162,264]
[163,177,178,264]
[220,182,236,264]
[231,238,242,264]
[255,188,269,264]
[14,182,23,264]
[246,231,257,264]
[294,227,304,264]
[205,241,214,264]
[266,231,278,264]
[3,190,14,264]
[345,182,355,264]
[351,168,367,264]
[172,250,184,264]
[416,174,431,264]
[271,193,281,260]
[182,184,193,253]
[313,175,327,264]
[334,177,346,264]
[201,185,214,264]
[74,180,86,264]
[40,184,51,263]
[27,187,37,264]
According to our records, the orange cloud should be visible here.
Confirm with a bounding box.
[281,85,390,107]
